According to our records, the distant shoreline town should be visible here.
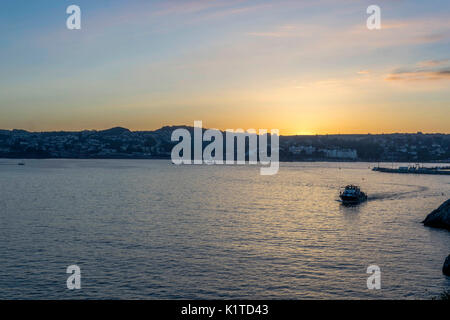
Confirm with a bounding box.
[0,126,449,162]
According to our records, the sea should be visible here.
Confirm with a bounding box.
[0,159,449,299]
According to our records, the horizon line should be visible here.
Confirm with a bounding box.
[1,125,449,136]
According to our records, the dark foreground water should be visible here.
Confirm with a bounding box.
[0,159,449,299]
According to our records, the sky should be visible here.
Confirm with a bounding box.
[0,0,449,135]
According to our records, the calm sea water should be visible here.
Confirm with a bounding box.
[0,159,449,299]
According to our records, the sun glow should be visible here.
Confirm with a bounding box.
[290,130,317,136]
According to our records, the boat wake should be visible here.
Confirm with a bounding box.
[368,185,429,201]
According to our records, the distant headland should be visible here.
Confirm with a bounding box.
[0,126,449,162]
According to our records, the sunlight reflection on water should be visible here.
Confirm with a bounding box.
[0,159,449,299]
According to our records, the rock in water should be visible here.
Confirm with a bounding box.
[423,199,450,230]
[444,255,450,276]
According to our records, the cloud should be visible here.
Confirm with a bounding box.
[246,31,292,38]
[386,68,450,81]
[386,57,450,82]
[152,0,270,20]
[416,59,450,68]
[245,15,450,55]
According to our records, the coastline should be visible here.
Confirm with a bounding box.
[2,156,450,165]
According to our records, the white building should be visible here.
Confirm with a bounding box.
[289,145,316,155]
[323,149,357,160]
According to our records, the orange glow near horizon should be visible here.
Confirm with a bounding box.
[1,1,450,134]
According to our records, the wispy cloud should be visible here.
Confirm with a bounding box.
[416,59,450,67]
[386,57,450,81]
[245,15,450,55]
[386,67,450,81]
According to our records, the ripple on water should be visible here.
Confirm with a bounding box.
[0,160,449,299]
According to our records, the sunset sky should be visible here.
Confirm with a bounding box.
[1,0,449,134]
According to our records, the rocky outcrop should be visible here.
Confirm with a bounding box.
[444,255,450,276]
[422,200,450,280]
[423,199,450,230]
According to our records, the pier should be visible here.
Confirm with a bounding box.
[372,166,450,175]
